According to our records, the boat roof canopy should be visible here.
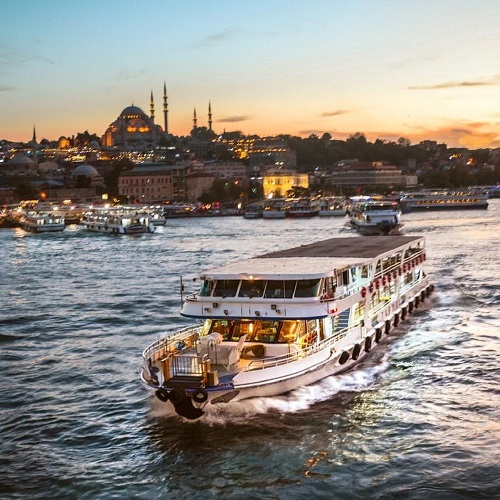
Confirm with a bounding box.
[202,236,424,280]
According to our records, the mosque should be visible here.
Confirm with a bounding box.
[101,83,213,150]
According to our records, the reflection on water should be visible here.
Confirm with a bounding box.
[1,201,499,498]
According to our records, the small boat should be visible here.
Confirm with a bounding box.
[81,207,155,234]
[141,235,433,420]
[399,188,489,213]
[262,198,287,219]
[21,211,65,233]
[286,198,320,217]
[318,197,347,216]
[349,200,402,235]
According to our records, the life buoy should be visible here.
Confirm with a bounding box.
[155,388,170,402]
[338,351,350,365]
[352,343,361,360]
[375,328,382,343]
[364,337,372,352]
[388,273,392,282]
[382,276,387,286]
[361,287,367,298]
[192,388,208,404]
[369,282,374,293]
[385,319,391,335]
[376,279,380,289]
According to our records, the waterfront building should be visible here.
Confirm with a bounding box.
[330,162,417,188]
[262,169,309,198]
[118,164,173,204]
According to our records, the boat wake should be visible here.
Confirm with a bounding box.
[149,355,391,425]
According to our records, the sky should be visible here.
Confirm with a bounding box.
[1,0,500,149]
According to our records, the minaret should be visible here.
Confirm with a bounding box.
[163,82,168,135]
[208,101,212,131]
[193,107,197,129]
[32,124,37,143]
[150,90,155,122]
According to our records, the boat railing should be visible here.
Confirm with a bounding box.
[142,324,203,361]
[244,334,342,372]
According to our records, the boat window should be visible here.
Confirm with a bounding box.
[199,279,214,296]
[264,280,295,299]
[209,319,233,339]
[277,320,301,343]
[230,320,255,341]
[238,280,264,298]
[294,278,322,297]
[254,321,279,343]
[213,279,239,297]
[361,265,369,278]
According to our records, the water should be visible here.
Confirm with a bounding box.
[1,202,499,499]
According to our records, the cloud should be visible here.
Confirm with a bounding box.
[0,85,16,92]
[320,110,349,117]
[217,115,251,123]
[190,30,235,48]
[0,43,53,66]
[409,74,500,90]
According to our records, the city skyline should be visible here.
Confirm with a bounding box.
[1,0,499,149]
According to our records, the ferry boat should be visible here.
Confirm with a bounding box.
[141,235,433,420]
[21,211,65,233]
[318,197,347,216]
[81,207,155,234]
[262,198,287,219]
[243,204,263,219]
[399,189,489,213]
[348,200,402,235]
[286,198,320,217]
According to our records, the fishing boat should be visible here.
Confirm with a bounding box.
[399,188,489,213]
[20,211,65,233]
[348,200,402,235]
[141,235,433,420]
[80,207,155,234]
[318,197,347,216]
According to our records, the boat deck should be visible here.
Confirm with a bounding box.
[259,236,421,259]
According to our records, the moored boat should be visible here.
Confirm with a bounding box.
[20,211,65,233]
[286,197,320,217]
[262,198,287,219]
[141,235,433,420]
[399,188,489,213]
[318,197,347,216]
[81,207,155,234]
[349,199,402,235]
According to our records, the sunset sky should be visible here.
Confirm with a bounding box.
[1,0,499,149]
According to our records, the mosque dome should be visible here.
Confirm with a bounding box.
[119,105,148,119]
[71,164,99,177]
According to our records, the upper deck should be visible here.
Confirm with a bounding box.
[201,236,424,280]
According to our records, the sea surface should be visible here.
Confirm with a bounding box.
[1,201,499,499]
